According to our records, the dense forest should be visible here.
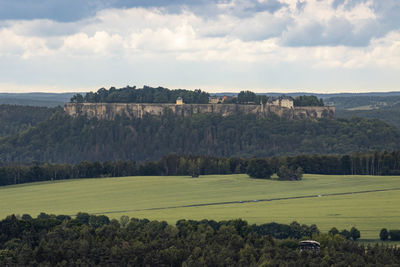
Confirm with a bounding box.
[1,214,399,266]
[0,105,58,137]
[0,111,399,164]
[71,86,210,104]
[1,150,400,187]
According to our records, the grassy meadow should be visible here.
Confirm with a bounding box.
[1,174,399,239]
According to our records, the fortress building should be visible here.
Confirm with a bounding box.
[271,98,294,109]
[176,97,183,105]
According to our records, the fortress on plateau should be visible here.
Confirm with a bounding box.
[64,97,335,120]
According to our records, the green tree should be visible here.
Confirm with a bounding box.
[70,94,84,103]
[189,160,200,178]
[340,229,351,240]
[295,167,304,180]
[329,227,339,236]
[76,212,90,225]
[277,165,302,180]
[237,91,257,104]
[350,227,360,241]
[277,165,292,180]
[120,216,129,228]
[379,228,389,241]
[89,215,110,228]
[21,214,32,221]
[246,159,273,179]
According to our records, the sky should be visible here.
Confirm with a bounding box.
[0,0,399,93]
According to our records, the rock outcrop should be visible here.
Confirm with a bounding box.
[64,103,335,120]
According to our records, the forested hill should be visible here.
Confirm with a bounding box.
[0,105,59,137]
[0,112,399,164]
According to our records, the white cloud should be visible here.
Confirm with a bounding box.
[0,28,51,58]
[2,19,80,37]
[0,1,399,92]
[61,31,124,57]
[0,0,398,68]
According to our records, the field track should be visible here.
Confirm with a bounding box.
[94,187,400,214]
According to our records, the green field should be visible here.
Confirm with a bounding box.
[1,174,400,239]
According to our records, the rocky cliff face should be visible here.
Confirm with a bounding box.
[64,103,335,120]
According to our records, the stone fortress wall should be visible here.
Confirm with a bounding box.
[64,102,335,120]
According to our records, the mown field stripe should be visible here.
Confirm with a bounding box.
[89,187,400,216]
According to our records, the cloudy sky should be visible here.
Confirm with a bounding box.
[0,0,399,93]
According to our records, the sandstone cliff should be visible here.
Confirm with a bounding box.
[64,103,335,120]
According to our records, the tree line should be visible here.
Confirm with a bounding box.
[293,95,324,107]
[2,151,400,187]
[380,228,400,241]
[210,92,324,107]
[223,91,269,104]
[1,213,399,266]
[70,86,210,104]
[328,227,360,241]
[70,86,325,107]
[1,111,399,164]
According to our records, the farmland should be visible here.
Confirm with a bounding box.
[1,174,399,239]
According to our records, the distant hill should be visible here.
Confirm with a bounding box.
[325,96,400,110]
[213,91,400,99]
[322,95,400,129]
[0,93,80,107]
